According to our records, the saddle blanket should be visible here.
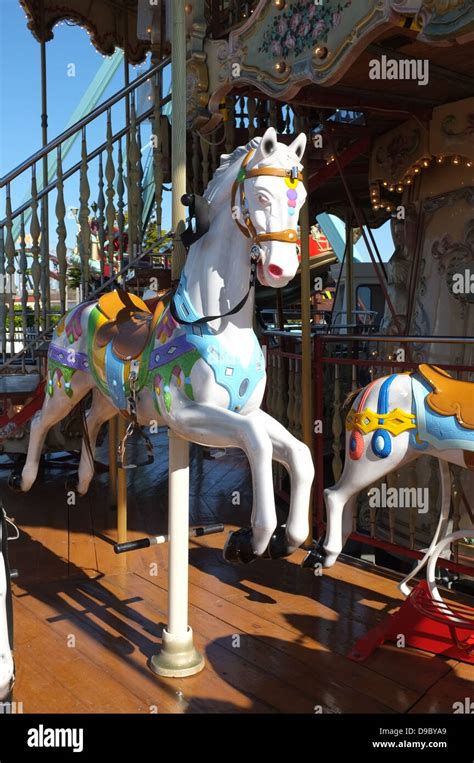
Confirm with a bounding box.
[412,373,474,452]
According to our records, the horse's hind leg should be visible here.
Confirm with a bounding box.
[76,390,117,495]
[13,371,94,492]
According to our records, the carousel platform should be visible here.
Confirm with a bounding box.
[2,430,472,714]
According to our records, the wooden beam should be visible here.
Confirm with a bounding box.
[308,136,370,193]
[291,86,436,116]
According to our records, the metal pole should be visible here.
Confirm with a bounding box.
[149,0,204,678]
[170,0,187,281]
[150,432,204,676]
[346,217,353,325]
[40,38,50,326]
[300,163,314,546]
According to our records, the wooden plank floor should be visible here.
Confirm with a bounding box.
[2,435,473,713]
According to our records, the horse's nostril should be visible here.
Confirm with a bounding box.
[268,264,283,277]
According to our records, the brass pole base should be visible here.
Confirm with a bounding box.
[149,627,205,678]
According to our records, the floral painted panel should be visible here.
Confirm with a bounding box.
[259,0,352,58]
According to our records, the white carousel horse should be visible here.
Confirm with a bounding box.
[10,128,314,563]
[0,506,16,700]
[304,365,474,576]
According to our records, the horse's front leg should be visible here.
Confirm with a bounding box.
[169,404,276,557]
[251,409,314,552]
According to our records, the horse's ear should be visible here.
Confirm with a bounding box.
[253,127,278,163]
[289,132,307,161]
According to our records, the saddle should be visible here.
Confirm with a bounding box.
[419,364,474,430]
[96,288,165,361]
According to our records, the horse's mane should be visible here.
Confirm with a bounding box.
[203,137,261,204]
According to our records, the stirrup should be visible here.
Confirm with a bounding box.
[117,423,154,470]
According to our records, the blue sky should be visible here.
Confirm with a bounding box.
[0,0,393,260]
[0,0,171,250]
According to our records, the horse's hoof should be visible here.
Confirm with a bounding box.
[8,472,23,493]
[223,528,256,565]
[301,540,327,569]
[261,526,293,560]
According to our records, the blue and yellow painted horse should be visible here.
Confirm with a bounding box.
[308,364,474,570]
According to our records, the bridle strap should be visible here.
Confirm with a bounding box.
[244,166,303,182]
[258,229,298,243]
[231,150,256,239]
[230,149,303,245]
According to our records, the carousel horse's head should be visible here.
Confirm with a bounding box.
[233,126,307,289]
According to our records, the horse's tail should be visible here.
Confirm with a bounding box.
[341,387,362,423]
[78,396,95,474]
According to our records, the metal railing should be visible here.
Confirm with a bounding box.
[0,57,171,362]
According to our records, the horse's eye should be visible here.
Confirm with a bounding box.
[257,193,270,206]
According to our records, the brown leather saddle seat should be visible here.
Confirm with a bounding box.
[96,288,153,361]
[419,363,474,430]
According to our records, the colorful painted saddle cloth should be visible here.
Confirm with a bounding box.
[88,289,169,412]
[411,365,474,452]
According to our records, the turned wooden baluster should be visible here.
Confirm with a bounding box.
[256,98,267,129]
[451,467,462,565]
[331,364,343,481]
[127,96,141,259]
[276,353,288,427]
[192,132,201,195]
[0,227,5,362]
[237,95,245,128]
[96,152,106,283]
[293,112,301,136]
[19,213,28,369]
[294,356,303,441]
[4,184,16,355]
[40,195,48,330]
[351,362,358,391]
[271,354,280,420]
[137,124,144,240]
[152,78,164,234]
[200,135,210,190]
[224,96,235,154]
[55,147,68,312]
[268,100,278,129]
[116,138,125,272]
[386,470,398,544]
[247,97,256,139]
[211,138,218,175]
[30,165,42,330]
[105,109,116,273]
[369,487,377,540]
[266,352,275,417]
[286,357,295,434]
[276,103,285,133]
[78,128,91,297]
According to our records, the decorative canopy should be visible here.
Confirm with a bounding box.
[19,0,151,64]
